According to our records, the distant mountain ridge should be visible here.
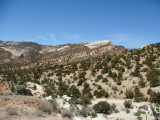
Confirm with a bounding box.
[0,40,123,66]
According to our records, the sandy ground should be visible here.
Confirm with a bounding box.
[0,114,71,120]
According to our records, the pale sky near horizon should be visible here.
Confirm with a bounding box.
[0,0,160,48]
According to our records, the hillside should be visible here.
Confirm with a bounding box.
[0,40,160,120]
[0,40,117,67]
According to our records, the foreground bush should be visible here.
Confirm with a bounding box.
[93,101,111,114]
[14,85,32,96]
[5,106,18,115]
[61,109,73,119]
[76,106,91,117]
[33,110,43,117]
[38,99,58,114]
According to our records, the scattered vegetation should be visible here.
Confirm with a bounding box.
[1,42,160,119]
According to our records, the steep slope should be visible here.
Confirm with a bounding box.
[0,41,42,56]
[0,41,160,120]
[0,40,117,67]
[0,48,13,63]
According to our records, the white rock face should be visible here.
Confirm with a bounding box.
[141,44,148,49]
[39,48,56,53]
[26,82,44,97]
[57,45,69,51]
[84,40,113,49]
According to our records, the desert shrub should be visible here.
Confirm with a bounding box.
[125,89,133,99]
[33,84,37,90]
[95,62,102,69]
[38,100,57,114]
[150,92,160,105]
[49,99,58,112]
[77,79,84,86]
[79,72,86,78]
[33,110,43,117]
[90,110,97,118]
[79,96,91,105]
[76,106,91,117]
[97,75,103,80]
[141,68,148,72]
[69,105,76,113]
[116,80,121,85]
[111,104,116,111]
[85,91,93,99]
[67,85,81,97]
[82,82,91,95]
[102,67,109,74]
[124,100,132,109]
[109,71,117,79]
[126,108,130,113]
[97,85,102,90]
[38,102,53,114]
[69,97,80,105]
[102,78,108,83]
[93,101,111,114]
[130,69,141,77]
[134,87,144,102]
[147,88,152,95]
[138,79,146,88]
[95,89,109,98]
[5,106,18,116]
[134,110,143,120]
[61,109,73,119]
[15,85,32,96]
[57,82,69,96]
[147,69,160,87]
[112,85,118,91]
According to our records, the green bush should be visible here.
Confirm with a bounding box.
[79,96,91,105]
[102,78,108,83]
[93,101,111,114]
[134,87,145,102]
[150,92,160,105]
[77,79,84,86]
[116,80,121,85]
[69,97,80,105]
[124,100,132,109]
[147,69,160,87]
[97,75,103,80]
[57,82,69,96]
[85,92,93,99]
[138,79,146,88]
[125,89,133,99]
[97,85,102,90]
[147,88,152,95]
[67,85,81,97]
[15,85,32,96]
[95,89,109,98]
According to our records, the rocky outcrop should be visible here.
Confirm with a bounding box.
[84,40,113,49]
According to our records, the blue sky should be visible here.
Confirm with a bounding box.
[0,0,160,48]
